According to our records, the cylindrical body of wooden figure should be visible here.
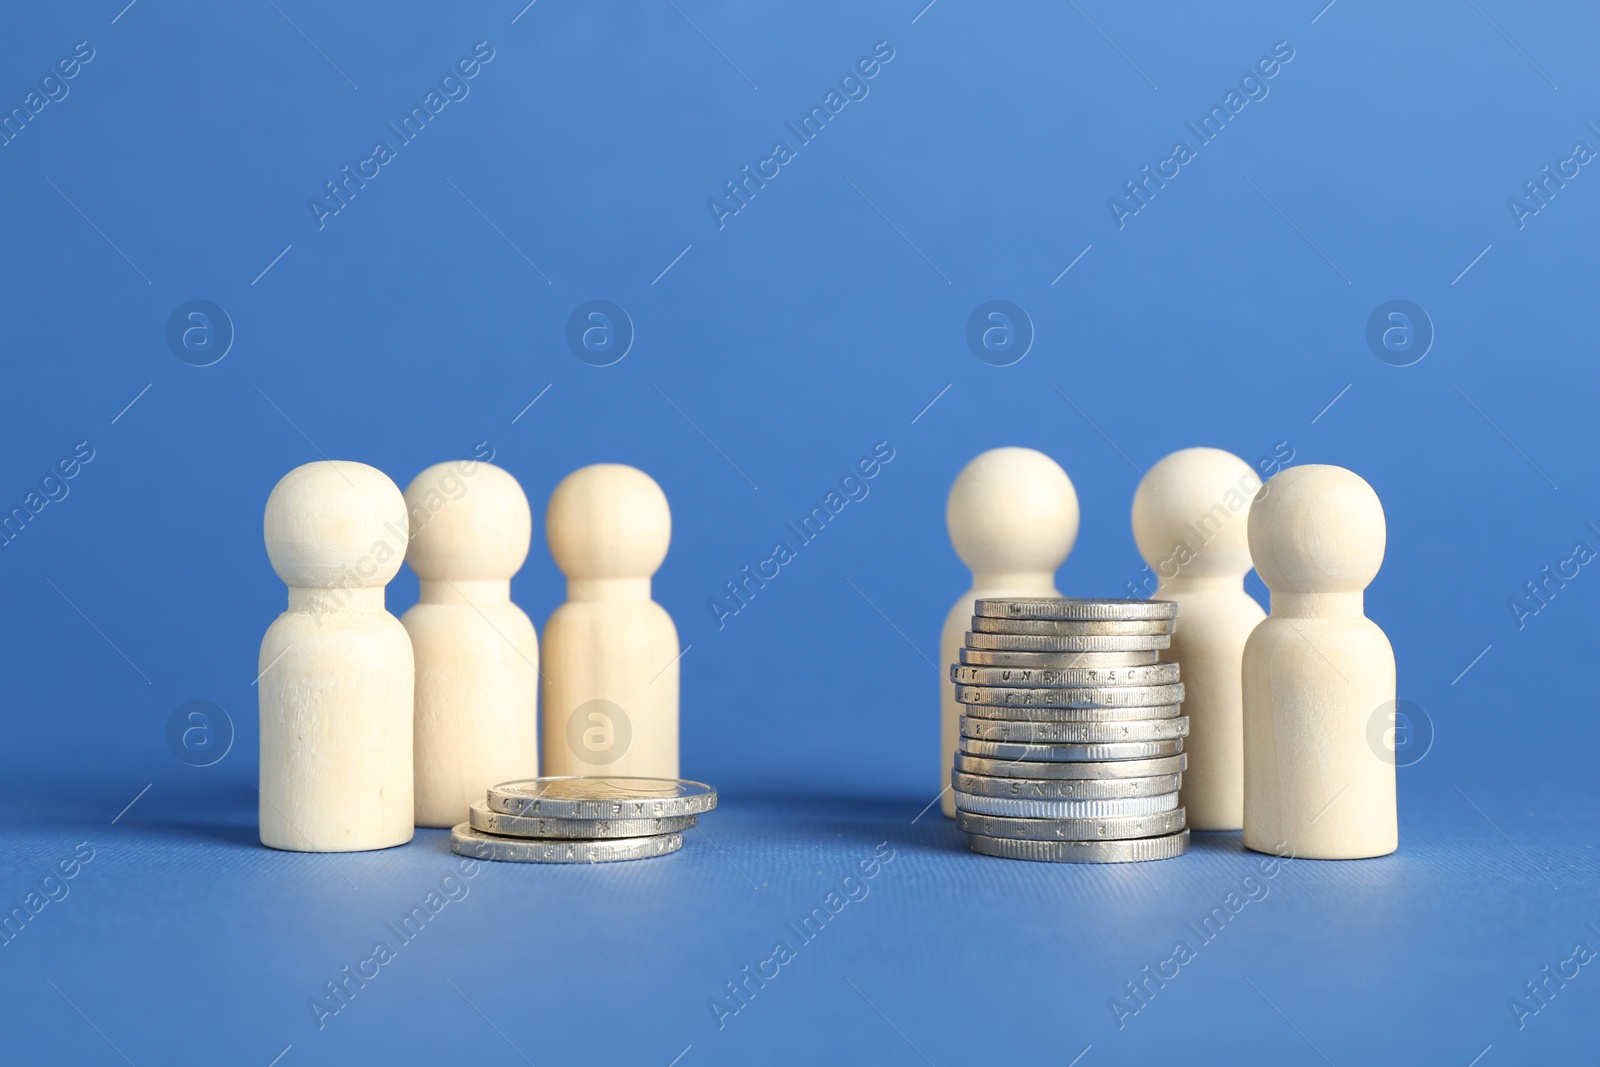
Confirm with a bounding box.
[1165,593,1262,828]
[407,590,539,823]
[1242,609,1396,858]
[542,593,679,779]
[259,461,414,853]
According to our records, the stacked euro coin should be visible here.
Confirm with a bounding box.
[950,597,1190,863]
[450,776,716,863]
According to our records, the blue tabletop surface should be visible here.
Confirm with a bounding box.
[2,760,1596,1065]
[2,0,1598,1062]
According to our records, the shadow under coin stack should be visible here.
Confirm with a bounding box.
[951,598,1190,863]
[451,776,717,863]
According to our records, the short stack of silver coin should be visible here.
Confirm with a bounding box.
[951,597,1190,863]
[450,776,717,863]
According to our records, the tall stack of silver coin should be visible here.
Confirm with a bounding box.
[450,776,717,864]
[950,598,1190,863]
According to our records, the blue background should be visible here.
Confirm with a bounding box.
[2,1,1597,1063]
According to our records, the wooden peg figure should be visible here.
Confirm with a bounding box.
[541,464,679,779]
[259,461,414,852]
[1132,447,1265,831]
[940,447,1079,817]
[403,460,540,828]
[1242,464,1397,859]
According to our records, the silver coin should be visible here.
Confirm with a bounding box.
[956,807,1187,841]
[451,823,684,862]
[956,683,1185,708]
[966,632,1171,652]
[486,776,717,819]
[469,801,696,839]
[961,715,1188,744]
[974,597,1178,622]
[959,737,1183,762]
[952,770,1182,799]
[961,701,1183,723]
[952,662,1179,687]
[970,616,1175,637]
[954,790,1180,819]
[955,752,1187,779]
[966,828,1190,863]
[958,648,1161,669]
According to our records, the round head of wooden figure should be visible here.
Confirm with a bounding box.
[1248,464,1386,597]
[546,463,671,581]
[1132,447,1261,580]
[946,447,1079,580]
[404,461,531,582]
[264,460,407,591]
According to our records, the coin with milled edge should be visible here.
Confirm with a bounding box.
[956,683,1185,708]
[961,715,1189,743]
[955,752,1187,779]
[966,631,1171,652]
[974,598,1178,622]
[959,737,1183,761]
[952,663,1180,687]
[451,823,685,862]
[953,790,1179,819]
[486,776,718,819]
[958,648,1161,668]
[969,616,1175,637]
[960,701,1184,723]
[956,807,1186,841]
[952,770,1181,799]
[966,828,1190,863]
[468,801,696,839]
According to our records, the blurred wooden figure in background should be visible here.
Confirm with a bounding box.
[939,447,1079,817]
[541,464,680,780]
[1132,447,1265,831]
[403,460,539,828]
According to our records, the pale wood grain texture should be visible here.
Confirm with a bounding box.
[1242,464,1397,859]
[403,461,540,828]
[1132,447,1266,831]
[940,448,1078,817]
[541,464,679,779]
[259,461,414,852]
